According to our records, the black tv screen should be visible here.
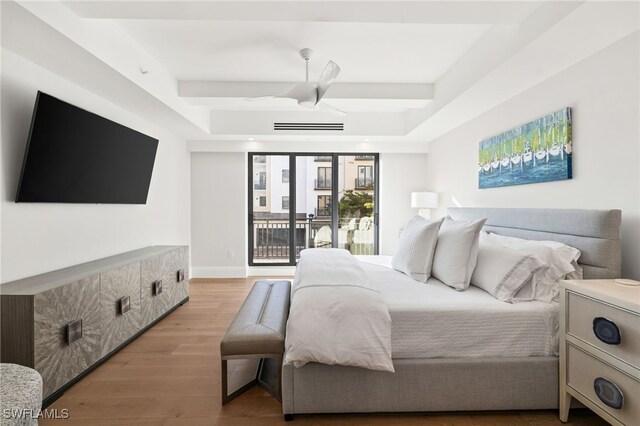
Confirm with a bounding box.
[16,92,158,204]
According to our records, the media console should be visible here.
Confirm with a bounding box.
[0,246,189,406]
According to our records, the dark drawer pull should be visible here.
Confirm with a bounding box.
[593,317,621,345]
[152,280,163,296]
[594,377,623,409]
[177,269,185,283]
[119,296,130,315]
[66,319,83,345]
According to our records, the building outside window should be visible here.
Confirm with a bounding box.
[356,165,373,189]
[255,171,266,190]
[282,196,289,210]
[258,196,266,207]
[316,167,331,189]
[282,169,289,183]
[316,195,331,217]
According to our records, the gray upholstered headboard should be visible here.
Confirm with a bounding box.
[448,208,622,279]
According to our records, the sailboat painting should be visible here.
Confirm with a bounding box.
[478,108,572,189]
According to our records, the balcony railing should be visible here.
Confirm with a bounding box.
[314,156,332,162]
[355,178,374,189]
[355,155,374,160]
[314,178,331,189]
[254,183,266,190]
[254,155,266,163]
[252,218,373,262]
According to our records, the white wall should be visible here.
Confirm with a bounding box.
[189,152,427,276]
[379,153,429,255]
[1,50,191,283]
[190,152,247,278]
[426,33,640,279]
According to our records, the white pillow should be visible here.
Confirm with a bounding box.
[487,233,581,302]
[392,216,444,282]
[471,232,549,302]
[432,216,487,291]
[566,260,584,280]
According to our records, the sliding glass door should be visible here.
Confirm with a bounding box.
[249,155,292,263]
[248,153,379,266]
[337,155,376,255]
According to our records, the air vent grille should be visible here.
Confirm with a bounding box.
[274,122,344,131]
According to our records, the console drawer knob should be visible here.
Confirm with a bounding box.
[152,280,163,296]
[66,319,83,345]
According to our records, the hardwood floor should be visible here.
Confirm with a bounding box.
[42,278,606,425]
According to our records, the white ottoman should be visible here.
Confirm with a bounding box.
[0,364,42,426]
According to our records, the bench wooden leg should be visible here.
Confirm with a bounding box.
[284,414,294,421]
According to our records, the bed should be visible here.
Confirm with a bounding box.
[282,207,622,417]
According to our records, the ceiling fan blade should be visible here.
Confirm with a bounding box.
[317,60,341,101]
[316,101,347,116]
[318,60,341,85]
[283,83,318,105]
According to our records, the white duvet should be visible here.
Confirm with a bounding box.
[285,249,394,372]
[357,256,559,359]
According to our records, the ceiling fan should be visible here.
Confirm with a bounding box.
[245,48,346,116]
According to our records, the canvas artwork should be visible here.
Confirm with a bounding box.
[478,108,572,189]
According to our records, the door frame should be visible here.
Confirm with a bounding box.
[248,153,379,266]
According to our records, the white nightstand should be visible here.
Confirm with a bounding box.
[559,280,640,425]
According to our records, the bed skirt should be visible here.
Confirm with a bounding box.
[282,356,558,414]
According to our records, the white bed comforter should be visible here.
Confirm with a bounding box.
[285,249,394,372]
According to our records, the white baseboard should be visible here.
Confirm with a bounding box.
[191,266,248,279]
[191,265,296,279]
[247,266,296,277]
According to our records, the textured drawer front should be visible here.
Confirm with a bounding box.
[170,247,189,305]
[34,276,102,398]
[567,291,640,368]
[100,262,142,356]
[140,252,174,326]
[567,344,640,424]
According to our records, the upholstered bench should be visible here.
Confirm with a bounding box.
[220,280,290,405]
[0,363,43,426]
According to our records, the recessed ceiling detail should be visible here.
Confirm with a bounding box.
[3,1,637,146]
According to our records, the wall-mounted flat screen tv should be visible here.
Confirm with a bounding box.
[16,92,158,204]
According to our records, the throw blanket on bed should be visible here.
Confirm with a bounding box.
[285,248,394,372]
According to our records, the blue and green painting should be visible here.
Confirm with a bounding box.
[479,108,572,189]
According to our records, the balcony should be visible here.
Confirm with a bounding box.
[314,178,332,190]
[355,155,374,161]
[252,218,373,263]
[254,155,266,163]
[314,156,332,162]
[355,178,374,189]
[254,183,266,190]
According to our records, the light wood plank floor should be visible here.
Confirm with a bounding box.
[42,278,606,425]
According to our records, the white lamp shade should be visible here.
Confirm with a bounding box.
[411,192,438,209]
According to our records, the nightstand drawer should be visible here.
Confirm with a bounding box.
[567,291,640,368]
[567,344,640,425]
